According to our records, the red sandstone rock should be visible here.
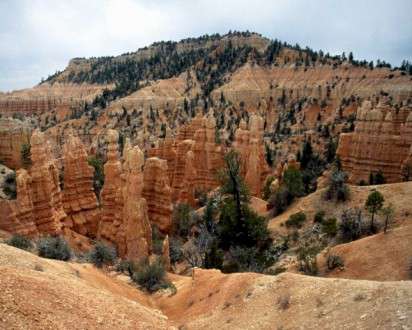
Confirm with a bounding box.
[143,157,173,233]
[0,118,32,169]
[0,169,38,237]
[28,130,66,235]
[162,235,171,271]
[122,144,152,261]
[337,101,412,183]
[62,133,100,237]
[234,114,270,197]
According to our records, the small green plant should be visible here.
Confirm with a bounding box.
[313,210,325,223]
[116,260,136,276]
[322,218,338,236]
[88,241,117,268]
[266,266,287,275]
[37,236,71,261]
[327,254,344,270]
[20,143,32,168]
[6,234,33,251]
[285,212,306,228]
[262,176,275,200]
[132,257,172,293]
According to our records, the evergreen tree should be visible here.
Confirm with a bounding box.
[365,190,384,233]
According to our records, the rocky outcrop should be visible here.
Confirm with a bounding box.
[29,130,66,235]
[0,118,32,169]
[98,130,152,260]
[143,157,173,233]
[337,101,412,183]
[62,133,100,237]
[234,114,271,197]
[122,144,152,261]
[162,235,171,270]
[148,111,225,205]
[0,169,38,237]
[98,130,124,247]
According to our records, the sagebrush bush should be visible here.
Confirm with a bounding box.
[169,237,183,264]
[132,257,171,293]
[88,241,117,268]
[327,254,344,270]
[37,236,71,261]
[285,212,306,228]
[6,234,33,251]
[313,210,325,223]
[339,208,363,242]
[322,218,338,236]
[116,260,136,276]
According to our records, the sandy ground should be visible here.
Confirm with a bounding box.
[1,243,411,329]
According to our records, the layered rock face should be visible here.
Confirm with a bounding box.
[0,130,67,236]
[0,169,38,237]
[148,111,225,205]
[62,134,100,237]
[0,83,106,116]
[0,118,32,169]
[142,157,173,233]
[98,130,124,247]
[28,130,66,235]
[234,114,271,197]
[337,101,412,183]
[122,144,152,261]
[98,130,152,260]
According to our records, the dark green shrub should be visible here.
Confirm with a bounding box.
[152,225,165,255]
[20,143,32,168]
[266,266,287,275]
[339,208,363,242]
[285,212,306,229]
[88,241,117,267]
[327,255,344,270]
[322,218,338,236]
[37,236,71,261]
[365,190,384,233]
[87,156,105,197]
[283,167,305,198]
[323,168,350,202]
[262,176,275,200]
[313,210,325,223]
[132,257,171,293]
[172,203,199,238]
[6,234,33,251]
[169,237,183,264]
[268,185,292,216]
[116,260,136,276]
[297,242,320,276]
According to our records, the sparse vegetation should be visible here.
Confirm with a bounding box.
[131,257,172,293]
[20,143,32,168]
[88,241,117,268]
[323,167,350,202]
[5,234,33,251]
[88,156,105,198]
[285,212,306,229]
[321,217,338,236]
[365,190,384,233]
[37,236,71,261]
[327,254,344,270]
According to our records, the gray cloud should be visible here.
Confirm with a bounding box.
[1,0,411,91]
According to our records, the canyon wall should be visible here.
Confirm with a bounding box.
[337,100,412,183]
[0,118,32,169]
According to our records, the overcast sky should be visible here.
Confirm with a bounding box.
[1,0,411,92]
